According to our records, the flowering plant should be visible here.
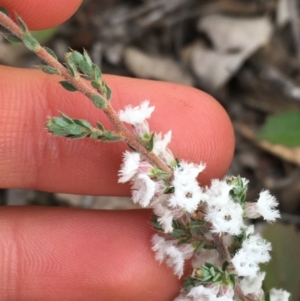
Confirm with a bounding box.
[0,7,290,301]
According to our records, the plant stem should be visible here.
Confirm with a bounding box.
[0,11,172,174]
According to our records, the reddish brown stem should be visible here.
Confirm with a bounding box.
[0,11,171,174]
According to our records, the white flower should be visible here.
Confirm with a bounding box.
[152,234,194,277]
[118,100,154,125]
[270,288,290,301]
[239,272,265,295]
[231,234,271,277]
[118,151,140,183]
[132,173,156,207]
[205,200,245,235]
[153,202,175,233]
[206,179,233,206]
[173,161,206,182]
[153,131,174,164]
[244,190,280,222]
[187,285,233,301]
[173,293,190,301]
[256,190,280,222]
[169,161,207,212]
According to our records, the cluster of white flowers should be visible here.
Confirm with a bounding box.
[152,234,194,277]
[117,101,290,301]
[231,233,272,277]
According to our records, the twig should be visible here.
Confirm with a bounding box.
[0,11,172,175]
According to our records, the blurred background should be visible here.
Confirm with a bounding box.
[0,0,300,299]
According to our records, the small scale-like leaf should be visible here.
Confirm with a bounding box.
[71,51,84,65]
[73,119,93,131]
[0,6,9,16]
[44,47,58,60]
[102,82,112,100]
[90,132,99,140]
[93,64,102,81]
[172,229,185,239]
[229,274,236,286]
[65,59,78,78]
[78,59,93,75]
[59,81,77,92]
[66,124,83,136]
[91,80,101,89]
[71,132,89,139]
[38,65,60,75]
[265,292,270,301]
[96,122,105,131]
[22,33,40,51]
[5,34,22,43]
[52,117,70,128]
[16,16,28,33]
[83,49,92,66]
[164,186,175,194]
[90,94,106,108]
[60,112,75,125]
[257,111,300,147]
[212,273,221,282]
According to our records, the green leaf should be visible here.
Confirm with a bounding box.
[78,59,93,75]
[44,47,58,60]
[60,112,75,124]
[257,111,300,147]
[59,81,77,92]
[16,16,28,33]
[93,64,102,81]
[96,122,105,131]
[90,94,106,108]
[83,49,92,66]
[65,58,78,77]
[100,135,122,142]
[90,132,99,140]
[103,82,112,100]
[73,119,93,131]
[71,51,84,65]
[38,65,60,75]
[22,33,40,51]
[51,117,70,128]
[91,80,101,89]
[0,7,9,16]
[5,34,22,43]
[265,292,270,301]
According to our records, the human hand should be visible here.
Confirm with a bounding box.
[0,0,234,300]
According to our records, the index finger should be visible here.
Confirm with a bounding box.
[0,0,82,30]
[0,67,234,195]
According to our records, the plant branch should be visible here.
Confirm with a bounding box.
[0,11,172,174]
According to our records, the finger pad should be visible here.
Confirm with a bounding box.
[0,208,180,301]
[0,67,234,194]
[1,0,82,30]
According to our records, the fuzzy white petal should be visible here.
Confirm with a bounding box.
[169,161,208,212]
[257,190,280,222]
[118,151,140,183]
[153,131,174,164]
[153,202,174,233]
[187,285,232,301]
[270,288,290,301]
[206,179,233,206]
[231,234,271,277]
[239,272,265,295]
[132,173,156,207]
[205,201,244,235]
[168,183,205,212]
[152,234,193,277]
[118,100,155,125]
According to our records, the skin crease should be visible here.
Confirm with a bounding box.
[0,0,235,300]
